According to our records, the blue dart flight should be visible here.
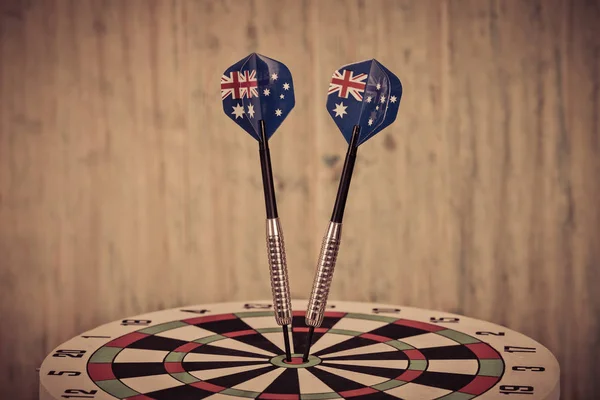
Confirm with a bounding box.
[221,52,295,140]
[303,59,402,361]
[326,58,402,145]
[221,53,295,362]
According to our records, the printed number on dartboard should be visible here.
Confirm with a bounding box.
[61,389,98,399]
[48,370,81,376]
[476,331,506,336]
[244,303,272,309]
[505,346,536,353]
[53,350,85,358]
[500,385,534,395]
[372,308,401,314]
[430,317,459,323]
[121,319,151,326]
[513,366,545,372]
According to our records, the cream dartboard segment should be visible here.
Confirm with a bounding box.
[39,300,560,400]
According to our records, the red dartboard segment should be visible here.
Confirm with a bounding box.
[183,313,237,325]
[466,342,502,359]
[223,329,257,338]
[164,362,185,374]
[393,318,446,332]
[339,387,379,397]
[105,332,150,348]
[39,300,560,400]
[293,327,327,333]
[460,376,501,395]
[190,381,226,392]
[87,363,115,381]
[359,333,392,342]
[396,369,424,382]
[173,342,202,353]
[404,349,426,360]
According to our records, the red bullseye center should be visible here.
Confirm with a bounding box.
[283,357,305,365]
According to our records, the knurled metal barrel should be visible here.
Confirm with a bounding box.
[305,221,342,327]
[266,218,292,326]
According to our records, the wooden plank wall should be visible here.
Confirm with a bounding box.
[1,0,598,398]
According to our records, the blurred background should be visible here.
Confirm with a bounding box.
[1,0,599,398]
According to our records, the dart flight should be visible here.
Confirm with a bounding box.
[221,53,295,140]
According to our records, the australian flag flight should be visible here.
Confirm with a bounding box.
[221,53,295,140]
[326,59,402,145]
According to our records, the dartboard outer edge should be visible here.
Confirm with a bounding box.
[39,300,560,400]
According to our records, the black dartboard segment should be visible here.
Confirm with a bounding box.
[39,301,560,400]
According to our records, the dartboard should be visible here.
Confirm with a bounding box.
[39,301,560,400]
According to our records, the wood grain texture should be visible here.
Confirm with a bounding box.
[0,0,598,398]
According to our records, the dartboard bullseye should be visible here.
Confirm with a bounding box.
[39,301,560,400]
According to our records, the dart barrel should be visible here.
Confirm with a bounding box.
[266,217,292,326]
[305,221,342,327]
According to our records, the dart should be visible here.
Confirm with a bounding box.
[303,59,403,361]
[221,53,295,361]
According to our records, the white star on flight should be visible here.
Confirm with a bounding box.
[390,95,397,103]
[280,94,285,99]
[263,88,270,96]
[376,105,379,110]
[231,103,245,119]
[368,118,373,126]
[247,104,255,118]
[380,95,386,103]
[366,96,372,103]
[271,72,278,81]
[283,82,290,90]
[376,83,381,90]
[275,109,283,117]
[333,102,347,118]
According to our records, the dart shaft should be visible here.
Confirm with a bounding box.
[266,217,292,326]
[305,221,342,327]
[259,120,278,219]
[258,120,292,327]
[331,125,359,222]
